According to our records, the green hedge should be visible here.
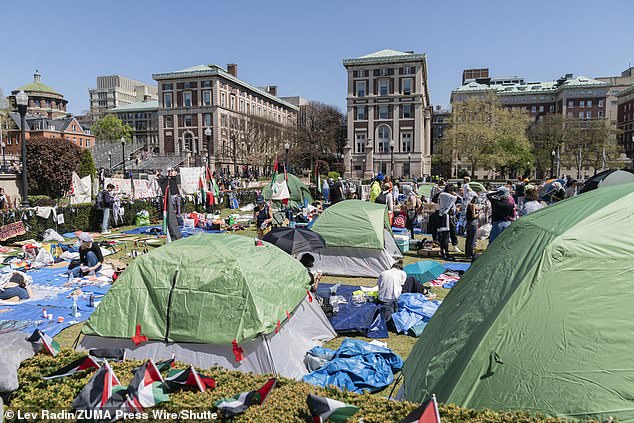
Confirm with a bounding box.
[6,350,584,423]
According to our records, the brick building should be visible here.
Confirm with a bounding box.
[342,49,432,179]
[617,84,634,161]
[152,64,298,171]
[110,100,159,152]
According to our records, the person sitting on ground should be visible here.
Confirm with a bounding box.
[520,185,546,216]
[299,253,321,292]
[377,260,428,325]
[68,233,103,278]
[254,195,273,239]
[0,271,33,302]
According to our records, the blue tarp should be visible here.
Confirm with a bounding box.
[303,339,403,393]
[316,283,387,339]
[0,265,111,338]
[391,293,442,335]
[122,225,225,237]
[444,262,471,272]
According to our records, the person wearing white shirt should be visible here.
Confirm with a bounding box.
[461,176,474,201]
[377,261,407,324]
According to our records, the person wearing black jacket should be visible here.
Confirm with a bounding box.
[98,184,115,234]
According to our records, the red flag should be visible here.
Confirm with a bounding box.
[286,310,291,320]
[132,324,148,345]
[275,319,281,333]
[307,290,313,302]
[232,339,244,362]
[399,395,441,423]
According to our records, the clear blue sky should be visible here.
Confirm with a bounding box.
[2,0,633,115]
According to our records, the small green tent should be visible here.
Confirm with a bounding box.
[262,173,313,208]
[80,233,336,379]
[401,182,634,422]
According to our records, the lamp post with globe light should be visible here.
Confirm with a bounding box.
[389,139,395,178]
[205,127,212,169]
[15,91,29,207]
[120,137,126,177]
[284,142,290,172]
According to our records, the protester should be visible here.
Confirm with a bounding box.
[392,181,400,204]
[68,233,103,278]
[254,195,273,239]
[369,173,384,203]
[299,253,321,292]
[0,271,33,302]
[437,184,459,260]
[375,183,393,209]
[550,181,566,203]
[402,185,420,238]
[487,186,515,243]
[515,177,528,208]
[321,178,330,203]
[520,185,546,216]
[96,183,115,234]
[565,178,578,198]
[465,195,480,258]
[377,261,407,324]
[461,176,473,200]
[0,188,11,211]
[330,177,344,204]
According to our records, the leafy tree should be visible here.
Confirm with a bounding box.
[78,148,97,178]
[563,119,622,178]
[92,114,133,142]
[528,114,572,177]
[26,136,82,198]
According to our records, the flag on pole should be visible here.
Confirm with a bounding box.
[213,378,277,418]
[43,356,100,380]
[88,348,126,362]
[27,329,60,356]
[122,360,169,413]
[162,185,182,243]
[270,156,279,191]
[164,365,216,393]
[306,393,359,422]
[316,162,321,194]
[71,362,122,411]
[399,395,441,423]
[155,355,176,372]
[198,175,206,207]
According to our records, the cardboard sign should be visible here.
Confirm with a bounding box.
[0,221,26,241]
[57,214,65,225]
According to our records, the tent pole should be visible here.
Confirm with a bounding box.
[262,335,279,378]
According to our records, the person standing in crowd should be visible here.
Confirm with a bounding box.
[461,176,473,200]
[520,185,546,216]
[69,233,104,278]
[254,195,273,239]
[465,195,480,258]
[392,181,400,204]
[321,178,330,203]
[564,178,578,198]
[97,183,115,234]
[0,188,12,211]
[430,179,445,202]
[402,185,420,238]
[515,177,527,208]
[369,173,384,203]
[437,184,459,260]
[487,186,515,243]
[550,181,566,203]
[330,177,344,205]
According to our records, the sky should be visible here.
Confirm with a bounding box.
[2,0,633,115]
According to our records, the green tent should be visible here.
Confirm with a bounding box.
[83,233,310,344]
[311,199,389,250]
[402,182,634,422]
[262,173,313,208]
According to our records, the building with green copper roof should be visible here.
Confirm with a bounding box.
[10,70,68,118]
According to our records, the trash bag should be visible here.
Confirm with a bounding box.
[478,223,492,239]
[134,210,150,226]
[42,229,64,242]
[304,346,336,372]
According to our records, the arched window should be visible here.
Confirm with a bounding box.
[184,133,194,152]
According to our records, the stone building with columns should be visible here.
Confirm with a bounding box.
[342,49,432,180]
[152,64,297,170]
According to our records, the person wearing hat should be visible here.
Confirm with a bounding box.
[68,233,104,278]
[330,176,344,205]
[486,186,516,243]
[254,195,273,239]
[369,173,384,203]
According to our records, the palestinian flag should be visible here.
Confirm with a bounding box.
[155,356,176,372]
[88,348,125,361]
[72,362,122,411]
[164,365,216,393]
[207,167,220,197]
[162,184,182,243]
[198,175,206,207]
[122,360,169,413]
[306,393,359,422]
[43,356,100,380]
[214,378,276,418]
[270,156,279,192]
[399,395,441,423]
[27,329,60,356]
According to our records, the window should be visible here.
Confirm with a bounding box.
[184,114,192,126]
[377,126,391,153]
[598,100,604,107]
[378,80,389,96]
[230,95,235,110]
[598,110,604,118]
[202,113,211,127]
[355,133,366,153]
[239,100,244,112]
[164,116,173,128]
[202,90,211,106]
[183,92,192,107]
[72,124,76,131]
[539,106,544,112]
[550,105,555,112]
[162,83,173,90]
[221,92,226,107]
[568,100,573,108]
[221,115,227,127]
[202,80,211,88]
[403,66,413,75]
[580,100,585,108]
[531,106,537,113]
[356,81,366,97]
[356,106,366,120]
[401,133,412,152]
[164,93,172,108]
[402,78,412,95]
[586,111,592,118]
[379,105,389,119]
[380,68,389,76]
[402,104,412,118]
[579,112,584,119]
[73,137,76,144]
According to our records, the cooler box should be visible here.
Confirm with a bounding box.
[393,234,410,253]
[392,227,409,235]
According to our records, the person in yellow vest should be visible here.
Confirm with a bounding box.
[369,173,384,203]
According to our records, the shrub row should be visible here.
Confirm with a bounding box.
[6,350,582,423]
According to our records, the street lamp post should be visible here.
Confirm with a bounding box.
[389,139,395,179]
[284,142,290,172]
[108,152,112,173]
[551,150,555,178]
[1,141,6,172]
[16,91,29,207]
[362,159,366,178]
[120,137,126,178]
[350,156,353,179]
[205,127,212,170]
[408,153,412,179]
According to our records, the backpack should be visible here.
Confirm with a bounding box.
[95,190,104,210]
[375,192,387,204]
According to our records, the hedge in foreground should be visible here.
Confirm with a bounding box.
[6,350,588,423]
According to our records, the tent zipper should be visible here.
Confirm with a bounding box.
[164,270,179,343]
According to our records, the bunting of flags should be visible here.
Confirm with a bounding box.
[164,365,216,393]
[306,393,359,422]
[27,329,60,356]
[399,395,441,423]
[43,356,100,380]
[213,378,277,418]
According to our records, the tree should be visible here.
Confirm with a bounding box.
[78,148,97,178]
[563,119,622,178]
[292,102,344,173]
[92,114,133,142]
[445,94,532,177]
[26,137,82,198]
[528,114,573,178]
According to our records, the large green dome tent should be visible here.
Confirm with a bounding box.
[401,182,634,422]
[79,233,336,379]
[261,173,313,209]
[307,200,401,277]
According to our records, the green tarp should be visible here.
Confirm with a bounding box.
[402,182,634,422]
[311,200,389,250]
[82,233,310,344]
[262,173,313,209]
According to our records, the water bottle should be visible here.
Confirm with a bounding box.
[68,272,73,284]
[89,293,95,308]
[71,297,78,317]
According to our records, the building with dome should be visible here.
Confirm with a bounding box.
[10,70,68,119]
